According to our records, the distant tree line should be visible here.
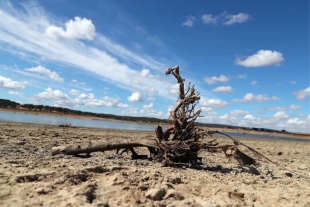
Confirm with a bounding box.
[0,99,169,123]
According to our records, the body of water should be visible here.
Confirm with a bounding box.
[0,111,309,142]
[0,111,157,131]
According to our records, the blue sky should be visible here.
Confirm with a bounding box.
[0,0,309,132]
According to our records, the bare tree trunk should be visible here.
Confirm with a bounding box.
[52,139,160,156]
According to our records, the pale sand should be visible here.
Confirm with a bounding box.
[0,122,310,207]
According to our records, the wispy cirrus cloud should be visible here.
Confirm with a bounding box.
[224,13,251,25]
[0,1,177,100]
[201,12,250,25]
[8,91,25,97]
[182,16,196,27]
[25,65,64,82]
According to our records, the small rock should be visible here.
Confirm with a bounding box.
[163,189,184,200]
[166,176,182,184]
[248,166,260,175]
[92,200,109,207]
[138,183,148,191]
[54,176,66,185]
[285,172,293,177]
[146,188,166,201]
[228,191,244,200]
[277,152,283,155]
[16,141,26,145]
[36,187,51,195]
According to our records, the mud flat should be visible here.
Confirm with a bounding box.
[0,122,310,207]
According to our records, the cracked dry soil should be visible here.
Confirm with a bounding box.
[0,122,310,207]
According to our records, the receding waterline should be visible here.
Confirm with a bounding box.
[0,111,157,131]
[0,111,309,142]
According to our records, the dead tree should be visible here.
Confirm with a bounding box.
[52,66,275,167]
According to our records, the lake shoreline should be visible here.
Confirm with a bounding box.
[1,108,309,140]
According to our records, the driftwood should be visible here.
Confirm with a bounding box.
[52,66,276,168]
[52,140,158,156]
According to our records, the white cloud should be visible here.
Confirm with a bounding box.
[70,89,80,96]
[140,69,150,77]
[288,104,302,110]
[34,88,76,107]
[119,105,164,118]
[200,98,228,108]
[46,17,95,40]
[101,96,119,107]
[212,85,233,93]
[204,75,229,85]
[144,88,159,96]
[182,16,196,27]
[236,50,285,67]
[117,103,129,108]
[293,87,310,100]
[219,110,249,121]
[251,81,258,85]
[201,14,217,24]
[25,65,64,82]
[143,103,154,111]
[239,111,290,129]
[128,92,143,102]
[233,93,280,102]
[0,76,25,90]
[224,13,250,25]
[201,12,250,26]
[198,110,310,133]
[273,111,289,119]
[284,117,310,131]
[168,84,179,96]
[8,91,24,97]
[289,80,297,84]
[34,88,128,108]
[201,107,217,116]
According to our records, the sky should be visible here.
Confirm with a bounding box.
[0,0,309,132]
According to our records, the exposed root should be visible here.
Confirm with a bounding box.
[52,65,277,170]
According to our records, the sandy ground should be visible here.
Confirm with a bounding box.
[0,122,310,207]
